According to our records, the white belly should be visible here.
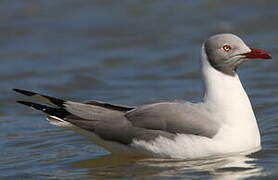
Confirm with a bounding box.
[130,127,261,159]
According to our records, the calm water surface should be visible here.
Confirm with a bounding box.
[1,0,278,179]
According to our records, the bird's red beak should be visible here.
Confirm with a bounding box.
[241,48,272,59]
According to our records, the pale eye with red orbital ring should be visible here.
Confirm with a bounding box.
[222,45,232,52]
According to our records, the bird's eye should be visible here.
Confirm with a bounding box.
[222,45,232,52]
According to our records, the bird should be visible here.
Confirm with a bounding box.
[14,33,272,159]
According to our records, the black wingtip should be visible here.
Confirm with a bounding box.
[13,89,36,96]
[17,100,34,107]
[16,101,46,111]
[16,100,70,118]
[13,88,66,107]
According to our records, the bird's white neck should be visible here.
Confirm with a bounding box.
[200,45,261,151]
[200,45,258,126]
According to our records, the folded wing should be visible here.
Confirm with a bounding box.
[14,89,219,147]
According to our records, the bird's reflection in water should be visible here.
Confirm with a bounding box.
[72,153,265,179]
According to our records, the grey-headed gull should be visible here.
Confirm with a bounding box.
[14,33,271,159]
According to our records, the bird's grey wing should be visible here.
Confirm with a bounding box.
[125,101,220,138]
[14,89,175,145]
[65,114,176,144]
[63,102,176,144]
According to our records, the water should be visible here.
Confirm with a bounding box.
[1,0,278,179]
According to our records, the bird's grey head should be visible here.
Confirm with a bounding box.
[204,33,271,76]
